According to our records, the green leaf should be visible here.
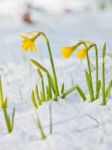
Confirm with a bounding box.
[45,86,50,101]
[30,59,48,73]
[11,108,15,130]
[61,85,86,101]
[106,80,112,98]
[85,70,94,101]
[46,74,55,95]
[76,86,86,101]
[40,91,45,103]
[3,108,12,133]
[96,80,101,99]
[0,77,15,133]
[47,75,52,99]
[31,91,38,109]
[61,83,64,94]
[37,69,45,100]
[61,85,77,99]
[35,84,41,105]
[31,59,56,99]
[37,69,43,78]
[31,59,56,97]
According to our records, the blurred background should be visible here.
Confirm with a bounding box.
[0,0,112,62]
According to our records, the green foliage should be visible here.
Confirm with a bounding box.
[29,32,86,109]
[85,70,94,101]
[0,77,15,133]
[105,80,112,98]
[62,85,86,101]
[63,40,112,105]
[101,43,106,105]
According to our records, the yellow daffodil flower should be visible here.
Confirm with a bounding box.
[21,35,37,52]
[61,46,74,58]
[75,48,87,59]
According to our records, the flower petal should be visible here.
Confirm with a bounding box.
[61,47,73,58]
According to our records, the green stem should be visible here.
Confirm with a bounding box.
[87,53,92,79]
[3,108,12,133]
[86,53,94,100]
[72,41,92,80]
[72,41,87,52]
[85,70,94,101]
[88,44,99,99]
[41,77,45,100]
[73,41,100,101]
[73,41,99,101]
[102,43,106,105]
[94,45,99,99]
[37,32,59,97]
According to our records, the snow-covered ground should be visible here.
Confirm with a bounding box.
[0,0,112,150]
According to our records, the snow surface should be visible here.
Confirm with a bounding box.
[0,0,112,150]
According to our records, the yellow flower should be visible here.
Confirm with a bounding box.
[21,35,37,52]
[75,48,87,59]
[61,47,74,58]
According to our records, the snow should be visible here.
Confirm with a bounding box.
[0,0,112,150]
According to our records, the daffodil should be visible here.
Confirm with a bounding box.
[75,48,87,59]
[21,35,36,52]
[21,31,59,98]
[61,47,74,58]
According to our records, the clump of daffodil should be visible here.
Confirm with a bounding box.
[20,31,86,111]
[0,77,15,133]
[20,35,37,52]
[61,40,101,102]
[61,46,74,58]
[21,31,59,101]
